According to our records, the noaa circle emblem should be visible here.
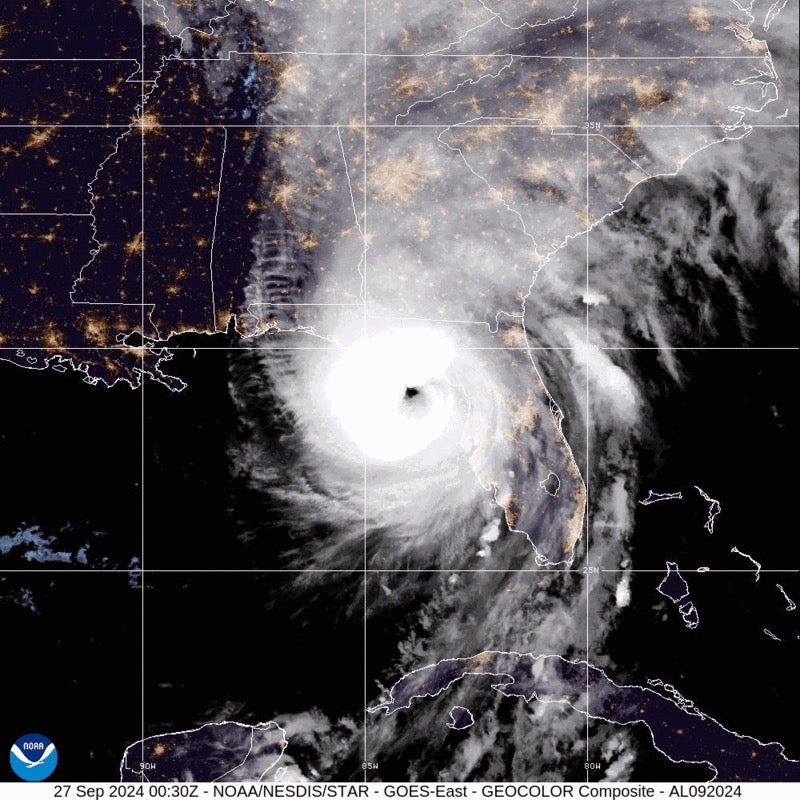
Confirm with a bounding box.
[9,733,58,781]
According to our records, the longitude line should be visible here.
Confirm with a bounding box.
[140,0,146,783]
[363,0,369,781]
[584,0,592,782]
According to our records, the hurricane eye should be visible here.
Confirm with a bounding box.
[320,325,462,465]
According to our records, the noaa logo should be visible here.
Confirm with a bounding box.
[9,734,58,781]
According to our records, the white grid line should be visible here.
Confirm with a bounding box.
[0,569,796,574]
[363,0,370,779]
[584,0,591,779]
[0,55,776,61]
[0,123,796,129]
[139,0,146,781]
[3,347,797,352]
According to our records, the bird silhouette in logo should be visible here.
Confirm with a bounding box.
[10,743,55,769]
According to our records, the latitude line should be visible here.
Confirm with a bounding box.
[177,53,773,60]
[2,346,797,352]
[0,569,795,575]
[0,123,795,128]
[0,55,774,61]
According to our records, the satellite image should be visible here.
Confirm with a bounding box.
[0,0,798,785]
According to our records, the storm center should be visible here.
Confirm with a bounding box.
[321,326,463,464]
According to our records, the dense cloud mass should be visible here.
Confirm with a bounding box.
[139,0,797,781]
